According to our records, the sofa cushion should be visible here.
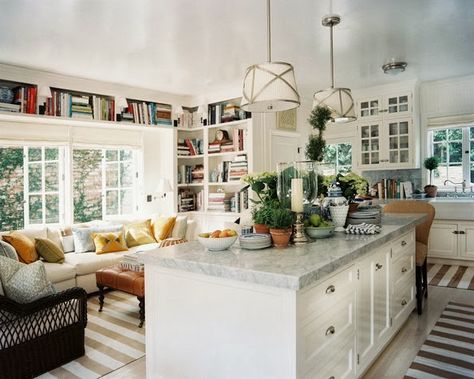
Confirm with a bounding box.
[43,262,76,283]
[3,232,38,264]
[0,240,18,261]
[171,215,188,239]
[124,219,156,247]
[92,231,128,254]
[185,219,197,241]
[152,216,176,241]
[72,225,122,253]
[0,256,55,303]
[35,238,65,263]
[64,250,132,275]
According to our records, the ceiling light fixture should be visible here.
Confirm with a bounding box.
[382,61,407,75]
[313,15,356,123]
[241,0,300,112]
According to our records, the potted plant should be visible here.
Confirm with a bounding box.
[424,156,439,197]
[267,206,294,248]
[305,106,332,162]
[251,201,276,233]
[323,172,369,211]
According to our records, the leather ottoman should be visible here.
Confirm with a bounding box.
[96,266,145,327]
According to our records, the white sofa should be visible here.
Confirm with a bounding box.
[1,218,196,294]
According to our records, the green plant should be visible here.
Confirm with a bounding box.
[305,106,332,162]
[424,156,439,185]
[323,172,369,202]
[267,206,294,229]
[242,171,278,205]
[251,201,278,225]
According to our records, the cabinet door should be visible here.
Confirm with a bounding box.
[385,118,412,167]
[373,248,390,343]
[382,92,412,118]
[356,255,372,366]
[358,96,382,119]
[358,122,382,168]
[459,223,474,260]
[428,222,458,258]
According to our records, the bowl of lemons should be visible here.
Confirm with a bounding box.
[198,229,238,251]
[304,214,336,239]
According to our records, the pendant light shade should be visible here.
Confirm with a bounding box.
[313,15,356,123]
[241,0,300,113]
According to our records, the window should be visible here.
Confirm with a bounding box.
[73,148,137,223]
[0,146,64,230]
[429,127,473,187]
[321,143,352,176]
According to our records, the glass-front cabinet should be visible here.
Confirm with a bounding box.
[358,92,412,120]
[358,117,413,170]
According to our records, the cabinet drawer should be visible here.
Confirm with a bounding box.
[298,267,355,325]
[303,321,355,379]
[392,280,414,321]
[391,230,415,258]
[300,292,354,359]
[391,250,414,288]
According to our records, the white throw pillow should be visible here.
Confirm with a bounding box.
[171,216,188,239]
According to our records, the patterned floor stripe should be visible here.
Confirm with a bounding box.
[36,292,145,379]
[428,264,474,290]
[405,302,474,378]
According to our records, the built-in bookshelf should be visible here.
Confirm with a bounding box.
[175,116,252,215]
[0,79,37,115]
[120,98,172,126]
[207,97,251,125]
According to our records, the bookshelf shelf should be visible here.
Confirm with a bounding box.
[207,119,250,130]
[208,182,244,186]
[177,154,205,159]
[208,151,247,158]
[177,183,204,188]
[175,126,205,132]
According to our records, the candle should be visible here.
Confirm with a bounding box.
[291,178,304,213]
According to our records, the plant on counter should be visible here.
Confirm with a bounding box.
[305,106,332,162]
[267,206,294,248]
[424,156,439,197]
[322,171,369,203]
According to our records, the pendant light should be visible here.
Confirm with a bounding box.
[241,0,300,112]
[313,15,356,123]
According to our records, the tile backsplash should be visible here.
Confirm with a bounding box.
[361,169,423,191]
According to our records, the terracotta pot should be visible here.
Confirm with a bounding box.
[254,223,270,234]
[269,228,292,248]
[424,185,438,198]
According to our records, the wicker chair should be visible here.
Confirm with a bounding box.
[0,287,87,379]
[383,201,435,315]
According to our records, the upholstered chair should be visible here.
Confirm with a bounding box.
[383,201,435,315]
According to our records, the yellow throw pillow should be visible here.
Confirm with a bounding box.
[3,232,38,264]
[152,216,176,242]
[92,231,128,254]
[124,220,156,247]
[35,238,65,263]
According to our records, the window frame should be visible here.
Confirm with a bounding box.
[322,140,353,176]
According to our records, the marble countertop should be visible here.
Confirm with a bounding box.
[139,214,425,291]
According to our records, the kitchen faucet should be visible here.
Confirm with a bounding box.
[444,179,467,192]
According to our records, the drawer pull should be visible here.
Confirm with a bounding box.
[401,240,407,246]
[375,263,383,271]
[401,299,407,306]
[329,377,335,379]
[453,230,459,234]
[401,267,407,273]
[325,285,336,294]
[325,326,336,336]
[459,230,466,235]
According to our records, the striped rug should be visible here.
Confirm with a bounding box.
[428,264,474,290]
[37,291,145,379]
[405,302,474,378]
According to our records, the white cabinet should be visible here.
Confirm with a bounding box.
[358,92,412,120]
[356,246,390,374]
[429,220,474,261]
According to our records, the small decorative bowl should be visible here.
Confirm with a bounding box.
[198,235,238,251]
[305,226,336,239]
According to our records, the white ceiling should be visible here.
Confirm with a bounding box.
[1,0,473,99]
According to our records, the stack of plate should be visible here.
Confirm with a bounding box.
[239,233,272,250]
[347,208,381,226]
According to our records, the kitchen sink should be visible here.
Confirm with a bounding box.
[429,198,474,220]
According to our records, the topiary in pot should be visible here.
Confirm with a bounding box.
[424,156,439,198]
[305,106,332,162]
[267,206,294,248]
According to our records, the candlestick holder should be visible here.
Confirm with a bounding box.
[292,212,308,245]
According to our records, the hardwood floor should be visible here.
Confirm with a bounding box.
[105,286,472,378]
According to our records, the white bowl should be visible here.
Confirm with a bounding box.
[198,235,238,251]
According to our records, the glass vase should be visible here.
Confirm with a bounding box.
[277,161,318,210]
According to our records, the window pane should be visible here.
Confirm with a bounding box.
[0,148,24,231]
[106,163,119,188]
[73,149,102,223]
[337,144,352,166]
[471,141,474,162]
[28,163,42,192]
[448,128,462,141]
[45,148,58,161]
[120,162,133,187]
[28,148,42,162]
[45,194,59,223]
[470,127,474,140]
[106,190,118,215]
[448,142,462,163]
[29,195,43,224]
[433,143,446,163]
[433,164,447,187]
[45,162,59,192]
[471,162,474,184]
[433,130,446,142]
[448,163,463,184]
[106,150,118,162]
[120,150,133,161]
[121,190,133,214]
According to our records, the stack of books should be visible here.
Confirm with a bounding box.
[220,142,234,153]
[71,95,93,119]
[120,253,144,272]
[178,189,196,212]
[177,138,203,156]
[228,155,248,181]
[179,164,204,184]
[208,141,221,154]
[92,95,115,121]
[208,192,233,212]
[221,104,240,123]
[13,86,37,114]
[155,103,172,126]
[126,101,172,126]
[232,128,245,151]
[230,187,249,213]
[0,102,20,113]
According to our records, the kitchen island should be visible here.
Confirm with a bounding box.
[139,214,424,379]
